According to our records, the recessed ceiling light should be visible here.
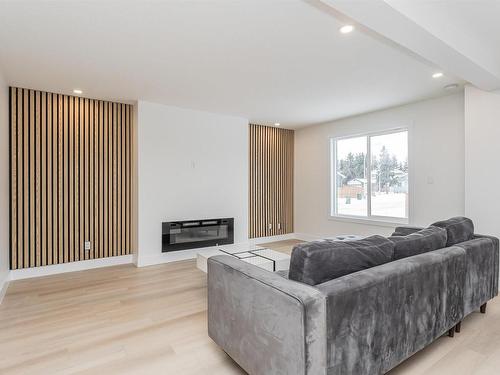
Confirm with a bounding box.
[444,83,459,90]
[432,72,443,78]
[73,89,83,94]
[339,25,354,34]
[274,122,280,127]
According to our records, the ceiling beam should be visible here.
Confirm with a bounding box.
[319,0,500,91]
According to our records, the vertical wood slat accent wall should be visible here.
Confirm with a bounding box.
[249,124,294,238]
[9,87,133,269]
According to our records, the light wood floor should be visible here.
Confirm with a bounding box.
[0,240,499,375]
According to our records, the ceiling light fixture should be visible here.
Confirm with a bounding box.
[432,72,443,78]
[73,89,83,95]
[339,25,354,34]
[444,83,459,90]
[274,122,280,127]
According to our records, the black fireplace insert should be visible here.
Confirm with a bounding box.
[162,218,234,252]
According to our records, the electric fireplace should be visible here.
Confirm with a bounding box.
[162,218,234,252]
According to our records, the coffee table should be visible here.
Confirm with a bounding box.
[324,234,364,241]
[196,244,290,273]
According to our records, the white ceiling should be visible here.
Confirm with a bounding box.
[385,0,500,81]
[0,0,474,128]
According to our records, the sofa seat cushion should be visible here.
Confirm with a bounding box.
[288,235,394,286]
[389,226,447,260]
[431,217,474,246]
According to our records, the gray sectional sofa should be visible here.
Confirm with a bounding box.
[207,217,499,375]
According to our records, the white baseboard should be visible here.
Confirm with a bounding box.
[5,233,315,276]
[137,233,303,268]
[136,248,206,267]
[0,232,319,288]
[9,255,134,281]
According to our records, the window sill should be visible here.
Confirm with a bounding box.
[328,215,409,228]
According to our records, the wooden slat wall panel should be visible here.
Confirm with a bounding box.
[41,92,47,266]
[75,97,80,262]
[249,124,294,238]
[69,96,74,262]
[99,101,104,259]
[58,94,63,264]
[35,91,41,267]
[23,89,29,268]
[9,87,133,269]
[47,93,53,265]
[10,89,17,268]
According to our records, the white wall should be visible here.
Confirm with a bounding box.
[465,86,500,237]
[136,101,248,266]
[295,93,465,238]
[0,71,9,297]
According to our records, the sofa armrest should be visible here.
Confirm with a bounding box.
[392,225,424,236]
[208,255,327,375]
[316,247,466,375]
[457,235,500,314]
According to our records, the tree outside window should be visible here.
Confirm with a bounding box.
[331,130,408,221]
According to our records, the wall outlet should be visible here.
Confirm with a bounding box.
[268,223,272,230]
[277,223,281,230]
[84,241,91,251]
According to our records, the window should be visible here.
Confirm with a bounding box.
[330,129,408,223]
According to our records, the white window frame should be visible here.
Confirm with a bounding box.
[329,127,410,226]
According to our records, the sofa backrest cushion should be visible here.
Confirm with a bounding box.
[431,217,474,246]
[288,235,394,286]
[391,226,422,237]
[389,226,447,260]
